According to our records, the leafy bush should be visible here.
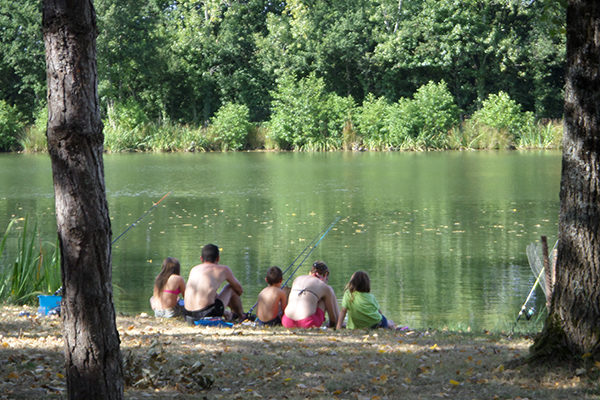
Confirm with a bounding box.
[471,91,534,144]
[20,106,48,152]
[410,80,460,147]
[386,98,414,149]
[209,102,252,151]
[0,100,25,151]
[103,100,151,151]
[268,73,354,151]
[354,94,393,149]
[386,81,460,149]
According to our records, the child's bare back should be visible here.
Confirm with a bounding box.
[255,266,288,325]
[256,285,287,322]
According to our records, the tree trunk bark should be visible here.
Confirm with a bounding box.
[531,0,600,362]
[42,1,124,398]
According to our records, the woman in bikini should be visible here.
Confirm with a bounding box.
[150,257,186,318]
[282,261,339,329]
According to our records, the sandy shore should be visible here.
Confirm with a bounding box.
[0,305,597,399]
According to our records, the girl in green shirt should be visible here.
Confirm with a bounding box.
[336,270,396,330]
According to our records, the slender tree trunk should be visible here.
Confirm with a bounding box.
[42,1,124,398]
[531,0,600,362]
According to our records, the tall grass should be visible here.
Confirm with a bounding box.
[0,216,61,305]
[20,106,48,153]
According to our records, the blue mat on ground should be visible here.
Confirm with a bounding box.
[193,317,233,328]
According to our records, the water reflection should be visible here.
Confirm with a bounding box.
[0,151,560,332]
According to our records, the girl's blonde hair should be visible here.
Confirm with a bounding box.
[345,270,370,293]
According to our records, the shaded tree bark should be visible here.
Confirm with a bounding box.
[42,0,123,398]
[531,0,600,362]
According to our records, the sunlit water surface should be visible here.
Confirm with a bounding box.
[0,151,561,332]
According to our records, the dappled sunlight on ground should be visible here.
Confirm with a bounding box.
[0,306,598,399]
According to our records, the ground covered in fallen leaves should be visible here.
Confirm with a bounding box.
[1,305,599,400]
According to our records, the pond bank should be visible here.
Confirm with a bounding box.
[0,305,597,399]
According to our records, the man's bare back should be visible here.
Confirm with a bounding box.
[184,262,238,311]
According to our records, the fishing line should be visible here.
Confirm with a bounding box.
[247,215,341,315]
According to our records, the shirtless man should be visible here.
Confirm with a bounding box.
[183,244,245,324]
[282,261,339,329]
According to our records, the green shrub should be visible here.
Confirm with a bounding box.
[385,98,414,149]
[385,81,460,150]
[354,94,393,149]
[20,106,48,152]
[471,91,534,146]
[318,93,355,151]
[410,80,460,148]
[0,100,25,151]
[103,100,151,151]
[209,102,251,151]
[268,73,354,151]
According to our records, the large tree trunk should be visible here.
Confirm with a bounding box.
[42,1,124,398]
[531,0,600,362]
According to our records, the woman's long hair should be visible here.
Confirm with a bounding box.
[154,257,181,294]
[345,270,370,294]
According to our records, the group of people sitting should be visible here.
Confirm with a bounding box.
[150,243,396,330]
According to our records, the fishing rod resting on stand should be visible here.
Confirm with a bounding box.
[247,216,341,316]
[510,267,544,334]
[510,236,557,334]
[54,191,172,296]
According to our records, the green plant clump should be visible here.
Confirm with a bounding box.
[208,102,252,151]
[0,100,25,152]
[0,217,61,304]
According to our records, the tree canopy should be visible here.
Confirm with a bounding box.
[1,0,565,127]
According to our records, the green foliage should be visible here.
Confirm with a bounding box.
[0,217,61,305]
[1,0,566,152]
[268,73,355,151]
[385,81,460,150]
[0,100,25,151]
[354,94,392,149]
[517,120,563,149]
[104,100,151,151]
[209,102,252,151]
[20,106,48,153]
[0,0,46,120]
[471,91,535,147]
[411,80,460,142]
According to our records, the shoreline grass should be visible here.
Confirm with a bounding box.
[17,119,563,154]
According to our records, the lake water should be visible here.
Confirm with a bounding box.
[0,151,561,332]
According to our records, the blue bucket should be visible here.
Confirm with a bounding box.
[38,295,62,316]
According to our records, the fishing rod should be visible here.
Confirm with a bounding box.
[247,216,341,315]
[112,191,172,245]
[281,216,341,289]
[280,217,339,278]
[510,267,544,333]
[54,191,172,296]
